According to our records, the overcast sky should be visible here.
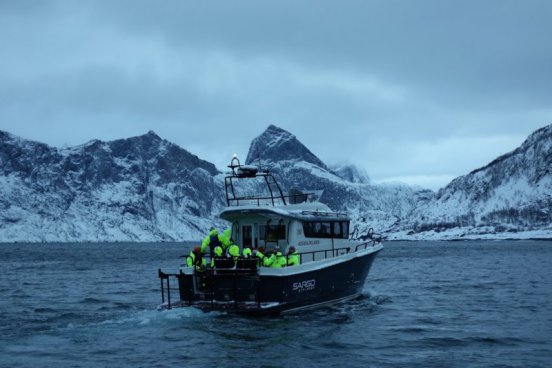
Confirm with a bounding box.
[1,0,551,190]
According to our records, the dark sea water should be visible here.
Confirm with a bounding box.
[1,241,551,368]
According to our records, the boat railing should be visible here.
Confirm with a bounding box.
[196,242,377,268]
[350,227,385,243]
[159,263,261,310]
[227,192,318,207]
[158,269,181,309]
[300,210,348,218]
[177,241,380,272]
[297,241,380,263]
[296,245,350,263]
[224,155,320,207]
[354,238,381,251]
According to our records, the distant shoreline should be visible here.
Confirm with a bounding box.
[1,237,551,244]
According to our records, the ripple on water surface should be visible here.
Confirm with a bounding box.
[0,241,551,368]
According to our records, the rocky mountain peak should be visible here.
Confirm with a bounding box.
[0,129,224,242]
[466,123,552,178]
[331,163,370,184]
[523,123,552,145]
[139,130,163,144]
[64,131,212,176]
[245,125,328,170]
[412,123,552,239]
[2,123,551,242]
[0,130,15,142]
[0,130,56,177]
[265,124,289,136]
[116,130,162,148]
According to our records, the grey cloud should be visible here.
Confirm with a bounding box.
[0,0,550,190]
[88,0,552,107]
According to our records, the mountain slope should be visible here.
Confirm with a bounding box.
[1,123,551,242]
[396,124,552,239]
[331,163,370,184]
[244,126,431,237]
[0,131,225,241]
[245,125,330,170]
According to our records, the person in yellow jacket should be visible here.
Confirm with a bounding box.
[227,238,240,263]
[242,245,252,258]
[201,228,223,257]
[259,249,275,267]
[186,246,206,270]
[220,228,232,251]
[286,246,300,266]
[271,248,287,268]
[210,244,224,268]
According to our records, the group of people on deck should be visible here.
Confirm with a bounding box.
[186,227,299,270]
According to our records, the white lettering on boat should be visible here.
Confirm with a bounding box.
[292,279,316,292]
[298,240,320,246]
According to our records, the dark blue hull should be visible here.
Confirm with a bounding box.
[172,248,381,315]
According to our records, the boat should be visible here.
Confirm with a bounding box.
[158,155,383,315]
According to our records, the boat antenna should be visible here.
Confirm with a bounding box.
[229,154,241,176]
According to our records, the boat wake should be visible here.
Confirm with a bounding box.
[45,306,217,336]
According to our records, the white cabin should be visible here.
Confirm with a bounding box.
[220,202,352,263]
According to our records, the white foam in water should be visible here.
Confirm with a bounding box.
[98,307,211,327]
[53,306,211,334]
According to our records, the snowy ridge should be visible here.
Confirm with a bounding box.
[1,124,551,242]
[245,125,329,170]
[0,130,225,242]
[242,130,432,240]
[399,123,552,239]
[330,162,370,184]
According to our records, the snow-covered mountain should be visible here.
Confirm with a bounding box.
[244,125,432,238]
[0,130,225,241]
[245,125,330,171]
[1,123,551,242]
[330,163,370,184]
[394,124,552,240]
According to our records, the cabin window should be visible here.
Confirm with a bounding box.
[333,221,350,239]
[302,221,331,238]
[302,221,350,239]
[333,222,342,238]
[302,222,314,238]
[259,225,286,241]
[342,221,349,239]
[320,222,331,237]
